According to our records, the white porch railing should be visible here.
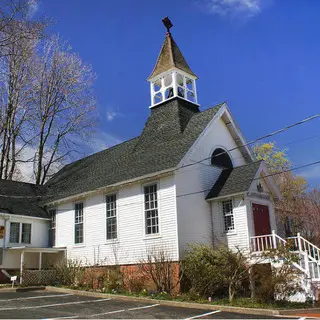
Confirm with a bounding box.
[250,230,286,252]
[250,231,320,281]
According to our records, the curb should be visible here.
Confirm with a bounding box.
[46,286,280,317]
[0,286,45,293]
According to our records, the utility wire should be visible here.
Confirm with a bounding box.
[1,114,319,201]
[1,159,320,207]
[181,113,320,169]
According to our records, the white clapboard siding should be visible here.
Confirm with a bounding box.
[176,117,247,257]
[1,216,50,269]
[55,175,179,265]
[211,197,250,251]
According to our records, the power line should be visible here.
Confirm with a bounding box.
[1,114,319,202]
[1,159,319,207]
[176,159,320,199]
[181,113,320,169]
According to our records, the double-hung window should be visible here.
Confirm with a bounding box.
[9,222,20,243]
[144,184,159,235]
[21,223,31,244]
[106,194,117,240]
[222,199,235,232]
[75,202,84,244]
[9,222,31,244]
[50,209,56,246]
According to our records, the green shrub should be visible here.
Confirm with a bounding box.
[183,244,250,303]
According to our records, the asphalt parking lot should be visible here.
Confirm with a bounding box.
[0,290,301,319]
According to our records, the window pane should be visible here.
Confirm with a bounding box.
[74,203,84,244]
[106,194,117,240]
[49,209,56,247]
[22,224,31,244]
[222,200,234,232]
[144,184,159,235]
[9,222,20,243]
[75,224,83,244]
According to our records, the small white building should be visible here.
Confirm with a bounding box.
[0,19,318,301]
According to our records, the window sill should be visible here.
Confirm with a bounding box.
[105,239,119,245]
[73,244,85,248]
[143,234,162,240]
[222,231,237,236]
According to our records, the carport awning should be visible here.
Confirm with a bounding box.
[7,246,66,253]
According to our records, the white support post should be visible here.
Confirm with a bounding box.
[297,232,302,252]
[193,79,198,104]
[272,230,277,249]
[304,250,310,278]
[161,77,165,101]
[150,82,154,106]
[39,252,42,271]
[172,71,177,97]
[20,251,24,285]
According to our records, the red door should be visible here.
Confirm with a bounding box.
[252,203,271,236]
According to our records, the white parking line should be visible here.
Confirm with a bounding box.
[184,310,221,319]
[42,316,79,320]
[0,293,73,302]
[89,303,160,317]
[127,304,160,311]
[0,298,111,311]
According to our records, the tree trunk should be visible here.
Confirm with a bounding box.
[229,284,235,303]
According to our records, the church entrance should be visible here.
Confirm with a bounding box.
[252,203,271,236]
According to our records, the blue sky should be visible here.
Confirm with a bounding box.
[34,0,320,186]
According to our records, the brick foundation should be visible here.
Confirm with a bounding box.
[80,262,181,294]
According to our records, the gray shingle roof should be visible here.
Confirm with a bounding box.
[206,161,262,200]
[44,98,224,203]
[0,180,49,218]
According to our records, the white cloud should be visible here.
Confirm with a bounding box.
[106,111,117,121]
[27,0,40,19]
[299,165,320,181]
[105,107,123,122]
[86,131,123,154]
[203,0,270,19]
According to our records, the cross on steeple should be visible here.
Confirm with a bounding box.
[162,16,173,33]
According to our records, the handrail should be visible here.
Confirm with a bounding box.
[250,231,320,280]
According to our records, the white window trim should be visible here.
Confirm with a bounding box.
[221,198,236,235]
[105,192,119,243]
[73,201,85,247]
[49,208,56,247]
[142,181,161,239]
[9,222,32,245]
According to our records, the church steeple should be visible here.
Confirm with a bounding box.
[148,17,198,108]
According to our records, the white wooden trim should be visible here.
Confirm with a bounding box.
[45,168,175,207]
[141,181,161,239]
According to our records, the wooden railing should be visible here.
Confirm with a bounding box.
[250,230,286,252]
[250,231,320,280]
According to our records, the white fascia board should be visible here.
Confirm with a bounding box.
[178,103,227,168]
[0,213,50,221]
[206,192,245,202]
[223,106,254,161]
[45,167,176,207]
[149,95,200,109]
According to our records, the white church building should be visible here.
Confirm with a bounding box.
[0,18,319,301]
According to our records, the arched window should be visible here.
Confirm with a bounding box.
[211,148,233,169]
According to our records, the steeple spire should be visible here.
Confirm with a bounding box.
[148,17,197,80]
[148,17,199,108]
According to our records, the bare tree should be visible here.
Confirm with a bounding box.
[0,20,40,180]
[0,0,43,57]
[31,36,96,184]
